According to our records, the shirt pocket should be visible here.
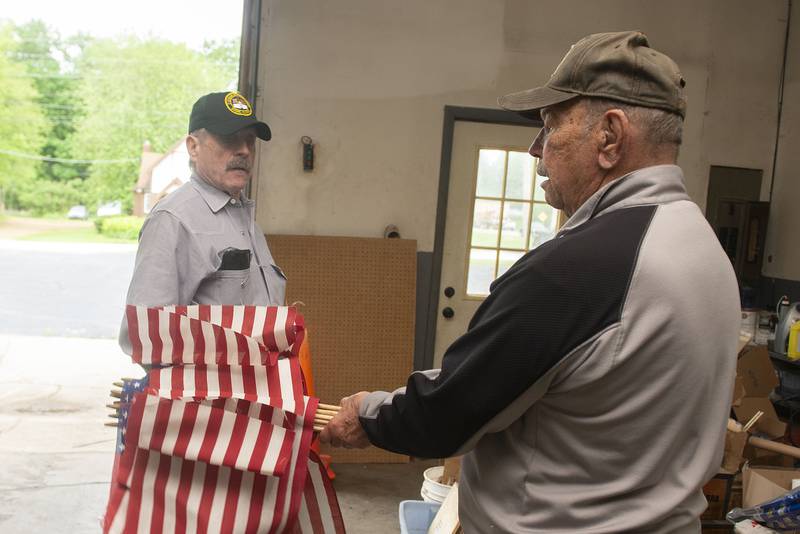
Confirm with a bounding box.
[262,264,287,306]
[209,268,250,305]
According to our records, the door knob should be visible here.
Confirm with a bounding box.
[444,286,455,298]
[442,307,454,319]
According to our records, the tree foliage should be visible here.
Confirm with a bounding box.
[0,23,48,209]
[0,18,239,215]
[70,36,237,211]
[14,20,88,183]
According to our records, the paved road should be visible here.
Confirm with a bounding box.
[0,240,137,338]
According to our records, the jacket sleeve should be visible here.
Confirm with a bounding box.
[357,262,571,458]
[356,206,653,458]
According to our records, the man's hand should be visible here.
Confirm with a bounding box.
[318,391,371,449]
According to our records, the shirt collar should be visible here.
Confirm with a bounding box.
[190,174,253,213]
[559,164,690,233]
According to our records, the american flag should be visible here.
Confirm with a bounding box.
[103,305,345,534]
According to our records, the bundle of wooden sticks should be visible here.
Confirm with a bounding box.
[106,380,340,433]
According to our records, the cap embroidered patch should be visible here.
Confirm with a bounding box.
[224,92,253,117]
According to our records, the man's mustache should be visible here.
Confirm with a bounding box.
[226,158,251,172]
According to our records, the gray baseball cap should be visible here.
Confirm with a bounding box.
[498,31,686,119]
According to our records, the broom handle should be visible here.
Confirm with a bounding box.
[749,436,800,460]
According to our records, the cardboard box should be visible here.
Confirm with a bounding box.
[734,398,787,439]
[743,444,796,469]
[703,472,735,520]
[737,346,779,398]
[723,430,750,473]
[442,457,461,486]
[732,374,746,407]
[742,466,800,508]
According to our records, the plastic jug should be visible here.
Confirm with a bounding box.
[789,321,800,360]
[775,297,800,356]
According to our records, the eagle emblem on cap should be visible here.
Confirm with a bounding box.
[224,91,253,116]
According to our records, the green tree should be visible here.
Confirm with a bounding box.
[70,36,238,212]
[203,38,240,85]
[0,22,47,211]
[13,20,89,184]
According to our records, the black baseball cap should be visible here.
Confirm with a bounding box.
[188,91,271,141]
[499,31,686,119]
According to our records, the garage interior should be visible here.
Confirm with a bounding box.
[3,0,800,532]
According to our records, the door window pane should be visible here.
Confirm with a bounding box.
[465,147,561,297]
[530,204,558,249]
[505,152,534,200]
[471,199,501,247]
[467,248,497,296]
[498,250,525,278]
[499,201,529,250]
[476,149,505,197]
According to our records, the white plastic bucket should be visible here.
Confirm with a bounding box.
[741,309,758,340]
[420,466,452,504]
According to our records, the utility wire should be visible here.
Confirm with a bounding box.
[0,148,137,164]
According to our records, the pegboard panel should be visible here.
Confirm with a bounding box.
[267,234,416,463]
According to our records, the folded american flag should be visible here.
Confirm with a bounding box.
[103,305,345,534]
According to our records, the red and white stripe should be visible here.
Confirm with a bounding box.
[104,398,325,534]
[135,394,294,478]
[292,451,346,534]
[104,305,342,533]
[147,359,306,413]
[126,305,304,366]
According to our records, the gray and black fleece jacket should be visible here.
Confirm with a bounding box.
[359,165,740,533]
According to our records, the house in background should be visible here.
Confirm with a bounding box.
[133,137,190,216]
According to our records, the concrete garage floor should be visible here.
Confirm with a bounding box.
[334,461,440,534]
[0,334,437,533]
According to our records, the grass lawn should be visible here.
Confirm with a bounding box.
[472,228,527,249]
[21,227,136,244]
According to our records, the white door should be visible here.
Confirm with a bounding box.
[433,121,560,367]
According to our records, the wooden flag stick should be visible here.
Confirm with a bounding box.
[110,389,122,399]
[318,403,341,412]
[742,411,764,433]
[105,421,118,428]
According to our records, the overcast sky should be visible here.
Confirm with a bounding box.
[2,0,244,49]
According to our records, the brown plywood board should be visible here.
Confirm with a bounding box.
[268,234,416,463]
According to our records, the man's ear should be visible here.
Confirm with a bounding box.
[597,109,627,170]
[186,134,199,161]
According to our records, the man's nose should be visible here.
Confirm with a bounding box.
[233,139,252,157]
[528,129,544,158]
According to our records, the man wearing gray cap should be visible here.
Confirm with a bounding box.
[321,32,740,532]
[120,91,286,351]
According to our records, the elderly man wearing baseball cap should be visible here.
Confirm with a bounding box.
[320,32,739,532]
[119,91,286,353]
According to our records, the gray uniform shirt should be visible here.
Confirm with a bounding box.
[119,175,286,352]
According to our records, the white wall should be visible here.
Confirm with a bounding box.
[150,142,190,195]
[254,0,792,277]
[763,0,799,281]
